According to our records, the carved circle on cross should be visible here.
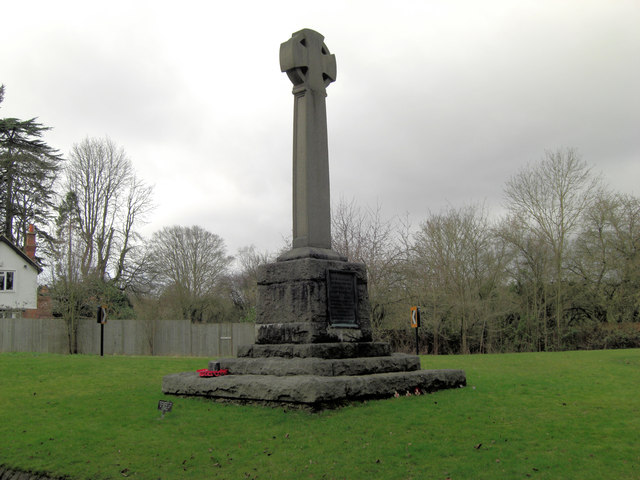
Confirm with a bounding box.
[280,29,337,93]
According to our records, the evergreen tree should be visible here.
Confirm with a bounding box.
[0,84,63,254]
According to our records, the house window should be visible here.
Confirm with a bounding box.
[0,271,14,291]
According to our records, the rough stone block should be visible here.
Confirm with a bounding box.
[162,369,466,408]
[257,257,367,284]
[213,353,420,377]
[236,342,391,359]
[255,257,372,343]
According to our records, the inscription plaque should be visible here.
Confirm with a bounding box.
[326,270,358,327]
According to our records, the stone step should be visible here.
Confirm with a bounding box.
[236,342,391,359]
[162,369,466,408]
[212,353,420,377]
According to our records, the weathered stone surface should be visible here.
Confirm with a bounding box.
[255,321,367,344]
[255,258,372,344]
[213,353,420,377]
[256,321,326,344]
[257,258,367,284]
[162,369,466,408]
[277,246,346,262]
[280,29,336,252]
[237,342,390,359]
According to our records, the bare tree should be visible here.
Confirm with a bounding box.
[496,214,554,350]
[331,197,404,332]
[504,148,599,347]
[569,191,640,324]
[50,191,85,353]
[63,137,153,283]
[147,225,233,321]
[112,174,154,289]
[410,205,507,353]
[332,197,368,262]
[229,245,274,321]
[50,137,151,352]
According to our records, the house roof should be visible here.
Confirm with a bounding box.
[0,235,43,273]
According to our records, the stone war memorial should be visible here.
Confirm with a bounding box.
[162,29,466,409]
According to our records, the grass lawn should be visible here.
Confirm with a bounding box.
[0,349,638,480]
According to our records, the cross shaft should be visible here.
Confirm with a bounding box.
[280,29,339,259]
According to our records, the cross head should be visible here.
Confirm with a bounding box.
[280,29,337,94]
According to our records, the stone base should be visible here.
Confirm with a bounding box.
[237,341,390,359]
[277,246,346,262]
[215,353,420,376]
[162,341,466,410]
[162,369,466,410]
[256,257,373,344]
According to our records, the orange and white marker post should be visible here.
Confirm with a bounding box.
[410,306,421,355]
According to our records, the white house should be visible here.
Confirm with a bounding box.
[0,227,42,313]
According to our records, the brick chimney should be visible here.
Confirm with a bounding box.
[25,224,36,259]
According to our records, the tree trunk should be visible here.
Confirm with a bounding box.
[3,162,14,240]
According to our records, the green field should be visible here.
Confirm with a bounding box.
[0,350,638,479]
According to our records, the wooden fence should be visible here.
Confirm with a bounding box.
[0,317,256,357]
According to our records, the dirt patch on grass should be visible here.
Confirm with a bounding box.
[0,465,66,480]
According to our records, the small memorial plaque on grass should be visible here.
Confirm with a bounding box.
[158,400,173,418]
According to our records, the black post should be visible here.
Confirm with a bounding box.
[415,325,419,356]
[97,305,106,356]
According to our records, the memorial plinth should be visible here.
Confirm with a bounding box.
[255,257,372,344]
[163,368,466,409]
[162,28,466,409]
[163,340,466,408]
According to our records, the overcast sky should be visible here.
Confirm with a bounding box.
[2,0,639,256]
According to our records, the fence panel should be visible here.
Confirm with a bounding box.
[0,318,256,357]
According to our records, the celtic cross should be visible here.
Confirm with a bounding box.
[279,29,341,260]
[280,28,336,95]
